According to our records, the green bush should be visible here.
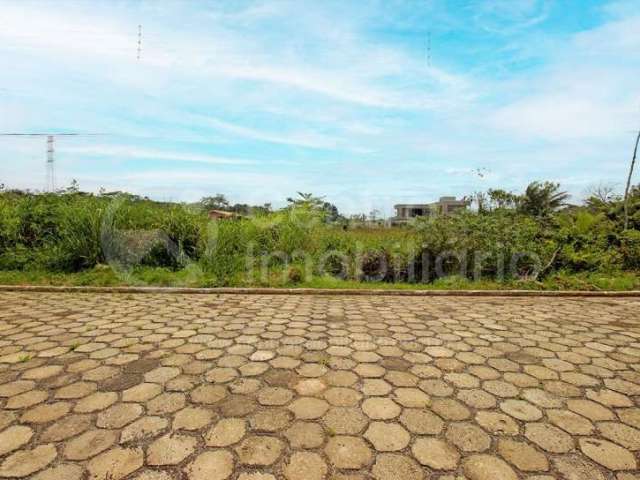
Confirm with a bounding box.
[620,229,640,269]
[416,210,556,280]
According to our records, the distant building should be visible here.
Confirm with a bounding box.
[208,209,241,220]
[393,196,467,223]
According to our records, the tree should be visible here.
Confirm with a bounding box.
[518,181,569,218]
[286,192,341,222]
[60,179,80,194]
[585,182,617,204]
[487,189,518,210]
[585,182,618,211]
[200,194,229,211]
[286,192,325,209]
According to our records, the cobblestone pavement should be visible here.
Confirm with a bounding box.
[0,293,639,480]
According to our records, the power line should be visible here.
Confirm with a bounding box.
[137,24,142,60]
[427,31,431,68]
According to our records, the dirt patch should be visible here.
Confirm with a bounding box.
[123,358,160,374]
[264,369,299,388]
[99,373,143,391]
[506,352,539,364]
[381,357,411,371]
[219,395,258,417]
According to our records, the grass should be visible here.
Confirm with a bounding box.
[1,190,638,291]
[0,266,637,290]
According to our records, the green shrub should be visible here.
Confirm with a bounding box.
[620,229,640,269]
[416,210,555,280]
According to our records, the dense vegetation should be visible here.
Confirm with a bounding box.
[0,181,638,290]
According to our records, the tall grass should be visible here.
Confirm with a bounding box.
[0,190,637,287]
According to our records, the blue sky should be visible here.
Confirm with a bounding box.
[0,0,639,214]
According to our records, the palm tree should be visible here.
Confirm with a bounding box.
[286,192,325,209]
[518,181,570,217]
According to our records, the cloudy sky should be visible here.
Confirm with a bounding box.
[0,0,638,214]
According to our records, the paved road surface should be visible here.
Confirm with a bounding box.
[0,292,639,479]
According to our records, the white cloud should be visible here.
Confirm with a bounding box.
[1,0,639,209]
[487,11,640,142]
[0,1,472,111]
[62,145,255,165]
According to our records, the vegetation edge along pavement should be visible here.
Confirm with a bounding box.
[1,284,640,297]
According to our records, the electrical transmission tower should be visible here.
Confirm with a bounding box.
[0,132,104,192]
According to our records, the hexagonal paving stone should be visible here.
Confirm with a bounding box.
[285,421,325,448]
[120,416,168,443]
[250,408,293,432]
[40,414,92,442]
[324,387,362,406]
[431,398,471,420]
[87,446,144,480]
[475,411,519,435]
[362,398,401,420]
[0,425,33,456]
[31,464,84,480]
[446,422,491,452]
[21,401,71,423]
[147,433,198,466]
[284,452,328,480]
[235,436,284,466]
[553,454,607,480]
[323,407,368,435]
[364,422,410,451]
[74,391,118,413]
[288,397,329,419]
[463,454,518,480]
[361,379,392,396]
[258,387,294,406]
[0,444,58,478]
[185,450,234,480]
[325,436,373,469]
[392,388,430,408]
[64,429,117,460]
[372,453,423,480]
[205,418,246,447]
[498,439,549,472]
[597,421,640,450]
[173,406,214,431]
[579,438,637,471]
[567,399,615,421]
[525,423,574,453]
[412,438,460,470]
[547,408,595,435]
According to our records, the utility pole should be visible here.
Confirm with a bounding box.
[623,128,640,230]
[46,135,55,192]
